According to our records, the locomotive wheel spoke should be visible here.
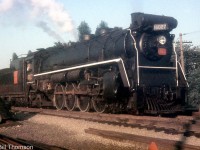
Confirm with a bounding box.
[65,95,76,111]
[65,84,76,111]
[92,95,107,113]
[54,84,65,110]
[77,95,91,112]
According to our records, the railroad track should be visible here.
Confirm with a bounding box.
[0,120,21,128]
[85,128,200,150]
[11,107,200,139]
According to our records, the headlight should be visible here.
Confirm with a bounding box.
[139,33,172,61]
[157,36,167,45]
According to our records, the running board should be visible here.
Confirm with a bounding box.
[34,58,130,87]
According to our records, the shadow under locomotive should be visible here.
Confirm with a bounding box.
[0,12,198,115]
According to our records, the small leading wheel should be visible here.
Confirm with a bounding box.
[28,94,33,107]
[54,84,65,110]
[65,84,76,111]
[28,93,36,107]
[92,95,107,113]
[77,95,91,112]
[35,94,42,108]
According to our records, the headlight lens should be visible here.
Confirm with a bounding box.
[157,36,167,45]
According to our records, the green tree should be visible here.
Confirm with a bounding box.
[95,21,109,36]
[184,46,200,74]
[182,45,200,107]
[187,69,200,106]
[77,21,91,41]
[27,50,32,56]
[54,42,65,48]
[12,52,18,60]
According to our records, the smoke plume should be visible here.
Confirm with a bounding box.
[0,0,75,42]
[37,21,64,42]
[30,0,73,32]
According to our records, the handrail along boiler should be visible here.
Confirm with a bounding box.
[0,13,190,114]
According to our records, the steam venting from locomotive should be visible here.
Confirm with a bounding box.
[36,21,65,43]
[0,0,75,41]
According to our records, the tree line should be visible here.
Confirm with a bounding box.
[52,20,109,48]
[175,43,200,107]
[77,20,109,41]
[181,45,200,107]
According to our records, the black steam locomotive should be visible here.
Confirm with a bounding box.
[0,13,190,114]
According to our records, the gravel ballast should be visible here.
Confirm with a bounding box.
[0,113,200,149]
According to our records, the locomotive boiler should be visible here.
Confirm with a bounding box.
[0,12,190,114]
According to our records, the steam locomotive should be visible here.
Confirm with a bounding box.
[0,13,190,114]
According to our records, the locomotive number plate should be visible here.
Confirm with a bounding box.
[153,24,168,31]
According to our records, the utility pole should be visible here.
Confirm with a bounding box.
[179,33,192,74]
[179,33,185,74]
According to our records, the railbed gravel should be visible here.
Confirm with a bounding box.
[0,113,200,150]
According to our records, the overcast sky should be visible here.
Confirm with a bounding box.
[0,0,200,69]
